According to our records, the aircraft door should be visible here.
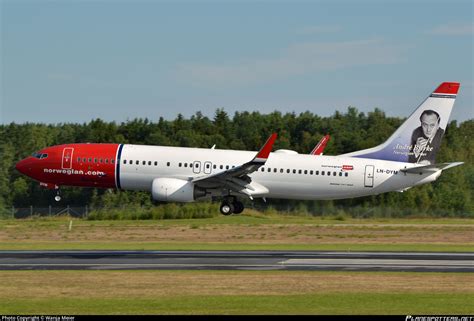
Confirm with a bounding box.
[364,165,375,187]
[61,147,74,169]
[204,161,212,174]
[193,161,201,174]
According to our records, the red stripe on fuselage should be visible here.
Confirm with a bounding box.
[23,143,120,188]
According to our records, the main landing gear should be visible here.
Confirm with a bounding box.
[219,197,244,215]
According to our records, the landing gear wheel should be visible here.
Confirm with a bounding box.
[232,201,244,214]
[220,202,234,215]
[54,188,61,202]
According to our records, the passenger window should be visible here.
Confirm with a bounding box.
[77,157,81,162]
[321,171,325,175]
[167,162,171,167]
[179,163,182,167]
[99,158,103,163]
[136,160,139,165]
[310,170,313,175]
[184,163,187,167]
[94,158,97,163]
[267,168,271,172]
[273,168,277,173]
[88,158,92,163]
[142,161,146,165]
[226,165,229,169]
[129,160,133,164]
[123,160,126,164]
[105,159,109,164]
[154,161,158,166]
[213,165,216,169]
[345,172,348,177]
[333,172,336,176]
[206,164,210,169]
[220,165,223,169]
[293,169,296,174]
[280,169,284,173]
[287,169,290,173]
[304,170,307,174]
[339,172,342,176]
[83,157,87,162]
[316,171,319,175]
[111,159,115,164]
[148,161,151,166]
[261,168,265,172]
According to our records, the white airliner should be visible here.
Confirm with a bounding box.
[15,82,463,215]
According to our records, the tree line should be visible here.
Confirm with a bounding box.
[1,107,472,217]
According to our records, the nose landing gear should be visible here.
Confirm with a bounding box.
[54,187,61,202]
[219,197,244,215]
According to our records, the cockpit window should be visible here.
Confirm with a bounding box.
[31,152,48,159]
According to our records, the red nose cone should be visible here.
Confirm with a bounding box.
[15,159,28,175]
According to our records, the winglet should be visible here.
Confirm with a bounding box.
[310,134,330,155]
[253,133,277,163]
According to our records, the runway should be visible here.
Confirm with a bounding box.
[0,250,472,272]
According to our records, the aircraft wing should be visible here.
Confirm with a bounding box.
[310,134,330,155]
[192,133,277,197]
[400,162,464,174]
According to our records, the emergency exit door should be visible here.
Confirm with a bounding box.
[364,165,375,187]
[62,147,74,169]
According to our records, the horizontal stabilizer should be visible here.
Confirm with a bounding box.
[400,162,464,174]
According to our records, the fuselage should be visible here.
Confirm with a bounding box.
[15,143,439,201]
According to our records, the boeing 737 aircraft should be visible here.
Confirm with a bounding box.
[15,82,463,215]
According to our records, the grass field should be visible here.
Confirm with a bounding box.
[1,270,473,314]
[0,214,472,251]
[0,214,473,314]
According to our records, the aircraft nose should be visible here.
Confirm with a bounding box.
[15,159,29,175]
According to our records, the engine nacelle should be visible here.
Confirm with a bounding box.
[151,178,206,202]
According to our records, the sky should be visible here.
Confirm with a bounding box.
[1,0,473,124]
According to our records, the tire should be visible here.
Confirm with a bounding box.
[232,201,244,214]
[220,202,234,215]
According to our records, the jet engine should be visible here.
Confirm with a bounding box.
[151,178,206,202]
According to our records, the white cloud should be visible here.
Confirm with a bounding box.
[428,23,474,36]
[175,38,404,88]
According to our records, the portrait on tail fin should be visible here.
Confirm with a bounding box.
[341,82,459,164]
[408,109,445,164]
